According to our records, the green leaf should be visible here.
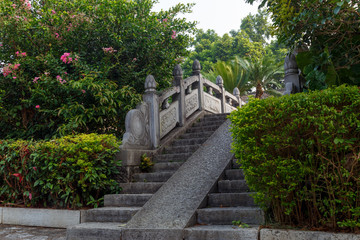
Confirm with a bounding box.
[334,138,344,144]
[334,6,341,14]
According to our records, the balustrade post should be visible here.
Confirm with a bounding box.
[284,53,301,94]
[173,65,185,126]
[143,75,160,149]
[216,75,226,113]
[192,59,204,111]
[233,87,241,107]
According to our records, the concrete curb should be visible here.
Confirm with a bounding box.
[1,207,80,228]
[260,228,360,240]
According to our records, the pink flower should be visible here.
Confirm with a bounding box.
[44,72,49,75]
[35,105,40,109]
[13,64,20,70]
[0,43,3,47]
[81,89,86,94]
[163,18,168,22]
[60,53,72,63]
[13,77,16,79]
[51,10,56,14]
[32,167,37,171]
[29,193,32,200]
[102,47,117,54]
[55,33,60,38]
[24,0,31,10]
[132,58,137,62]
[171,30,177,39]
[56,75,66,84]
[3,65,12,77]
[33,77,40,83]
[15,52,26,57]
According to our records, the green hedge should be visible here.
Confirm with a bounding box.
[229,85,360,232]
[0,134,121,209]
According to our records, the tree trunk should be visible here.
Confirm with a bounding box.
[255,83,263,98]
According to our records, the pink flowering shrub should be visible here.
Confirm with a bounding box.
[0,0,195,139]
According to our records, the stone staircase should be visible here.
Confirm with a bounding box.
[184,158,264,239]
[67,113,230,239]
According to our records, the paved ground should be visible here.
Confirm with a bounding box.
[0,224,66,240]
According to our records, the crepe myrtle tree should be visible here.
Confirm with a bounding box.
[0,0,197,139]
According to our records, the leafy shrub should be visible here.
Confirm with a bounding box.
[0,0,195,139]
[0,133,121,209]
[139,154,154,172]
[229,85,360,232]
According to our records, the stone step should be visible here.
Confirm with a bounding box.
[202,114,229,122]
[218,180,249,193]
[104,194,152,207]
[154,153,191,162]
[192,120,225,128]
[67,222,125,240]
[184,225,258,240]
[186,125,220,133]
[152,162,183,172]
[225,169,245,180]
[171,137,208,147]
[119,182,163,194]
[132,171,175,182]
[208,193,256,207]
[162,144,201,154]
[178,131,214,140]
[81,207,140,223]
[197,207,264,225]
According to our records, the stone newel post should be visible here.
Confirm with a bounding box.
[192,60,204,111]
[233,87,241,107]
[173,65,185,127]
[284,53,301,94]
[216,75,226,113]
[143,75,160,149]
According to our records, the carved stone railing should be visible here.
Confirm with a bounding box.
[121,60,242,150]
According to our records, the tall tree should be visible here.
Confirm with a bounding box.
[245,0,360,89]
[240,10,271,44]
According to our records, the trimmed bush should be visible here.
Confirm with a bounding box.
[229,85,360,232]
[0,133,121,209]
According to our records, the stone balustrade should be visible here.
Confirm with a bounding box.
[121,60,242,150]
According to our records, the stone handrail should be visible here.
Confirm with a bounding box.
[121,60,243,150]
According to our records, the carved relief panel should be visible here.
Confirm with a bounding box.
[204,93,221,114]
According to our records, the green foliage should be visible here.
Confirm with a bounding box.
[232,220,250,228]
[229,85,360,232]
[0,134,121,209]
[139,154,154,172]
[237,55,283,98]
[0,0,196,139]
[247,0,360,89]
[203,56,250,94]
[240,10,270,44]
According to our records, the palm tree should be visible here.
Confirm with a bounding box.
[238,55,283,98]
[203,56,250,94]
